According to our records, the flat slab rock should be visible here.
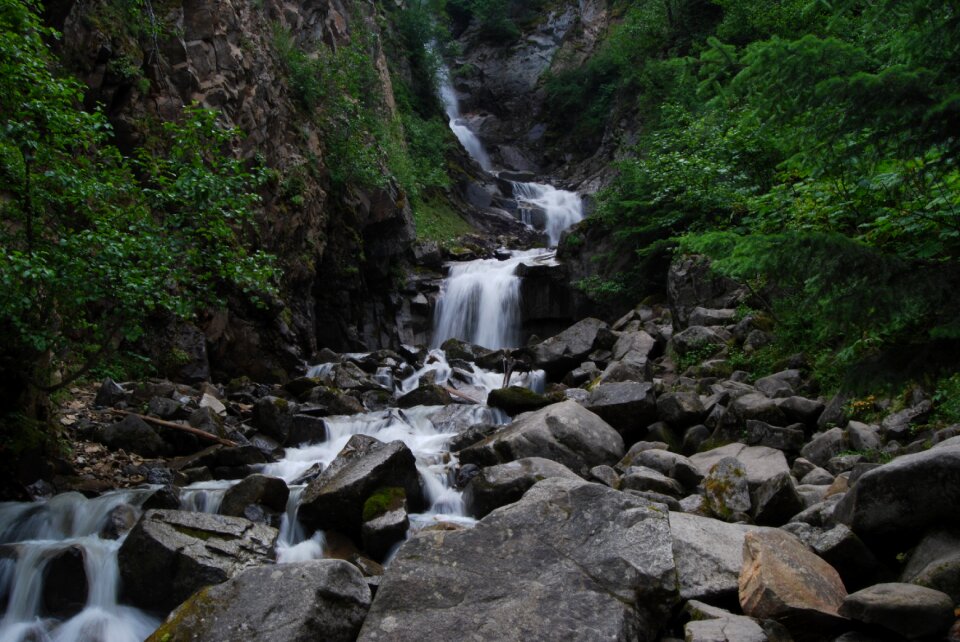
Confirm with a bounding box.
[147,560,371,642]
[839,582,955,640]
[690,443,790,489]
[119,509,278,611]
[358,477,679,642]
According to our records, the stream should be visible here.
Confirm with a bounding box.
[0,62,584,642]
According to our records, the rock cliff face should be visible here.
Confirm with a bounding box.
[49,0,415,380]
[449,0,618,187]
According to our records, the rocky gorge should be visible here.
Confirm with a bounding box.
[2,0,960,641]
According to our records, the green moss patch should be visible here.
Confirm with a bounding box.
[362,486,406,522]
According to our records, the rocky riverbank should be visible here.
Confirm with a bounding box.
[2,257,959,641]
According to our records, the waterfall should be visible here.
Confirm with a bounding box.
[0,491,160,642]
[511,182,584,247]
[436,61,493,171]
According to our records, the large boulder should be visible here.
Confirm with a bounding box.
[839,583,955,640]
[358,478,679,641]
[98,415,170,457]
[582,382,657,437]
[670,512,773,602]
[702,457,752,520]
[691,443,790,490]
[147,560,371,642]
[463,457,580,518]
[834,442,960,550]
[458,401,624,475]
[609,330,658,377]
[739,530,848,637]
[530,317,608,379]
[297,435,423,542]
[901,529,960,602]
[799,427,847,467]
[672,326,725,359]
[487,386,563,416]
[219,474,289,519]
[728,393,787,427]
[118,509,278,611]
[656,391,705,428]
[683,601,771,642]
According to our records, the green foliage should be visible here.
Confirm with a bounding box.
[559,0,960,392]
[931,373,960,427]
[412,197,473,245]
[0,0,277,411]
[362,486,406,522]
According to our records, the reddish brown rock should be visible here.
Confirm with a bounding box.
[739,530,847,639]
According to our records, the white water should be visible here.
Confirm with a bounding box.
[512,182,584,247]
[0,491,160,642]
[437,63,493,171]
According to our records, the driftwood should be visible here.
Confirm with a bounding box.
[443,386,482,405]
[108,409,238,447]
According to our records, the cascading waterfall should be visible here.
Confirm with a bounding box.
[436,62,493,171]
[429,61,585,350]
[511,182,585,247]
[0,491,160,642]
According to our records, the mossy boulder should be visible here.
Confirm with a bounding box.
[486,386,563,416]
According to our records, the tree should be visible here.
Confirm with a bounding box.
[0,0,277,427]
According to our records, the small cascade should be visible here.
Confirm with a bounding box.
[436,62,492,171]
[0,491,160,642]
[511,182,584,247]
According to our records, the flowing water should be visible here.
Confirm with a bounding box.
[0,51,587,642]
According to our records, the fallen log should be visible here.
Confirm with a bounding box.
[108,409,238,447]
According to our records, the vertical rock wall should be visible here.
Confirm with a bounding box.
[50,0,415,380]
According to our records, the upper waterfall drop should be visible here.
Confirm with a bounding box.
[436,62,493,171]
[512,182,584,247]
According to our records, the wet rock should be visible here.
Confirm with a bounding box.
[143,485,181,510]
[657,391,706,428]
[702,457,752,520]
[358,478,679,641]
[361,488,409,561]
[220,474,289,518]
[582,382,657,437]
[253,396,295,443]
[101,504,138,539]
[99,414,170,457]
[901,529,960,602]
[530,317,608,379]
[751,471,804,526]
[670,512,773,603]
[297,435,423,543]
[301,387,366,415]
[739,530,848,636]
[800,428,848,467]
[448,423,498,452]
[834,443,960,550]
[43,546,87,616]
[463,457,580,518]
[119,509,278,611]
[287,414,327,446]
[458,400,624,475]
[486,386,562,415]
[397,384,453,408]
[196,445,270,479]
[147,560,370,642]
[691,443,791,490]
[839,583,954,640]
